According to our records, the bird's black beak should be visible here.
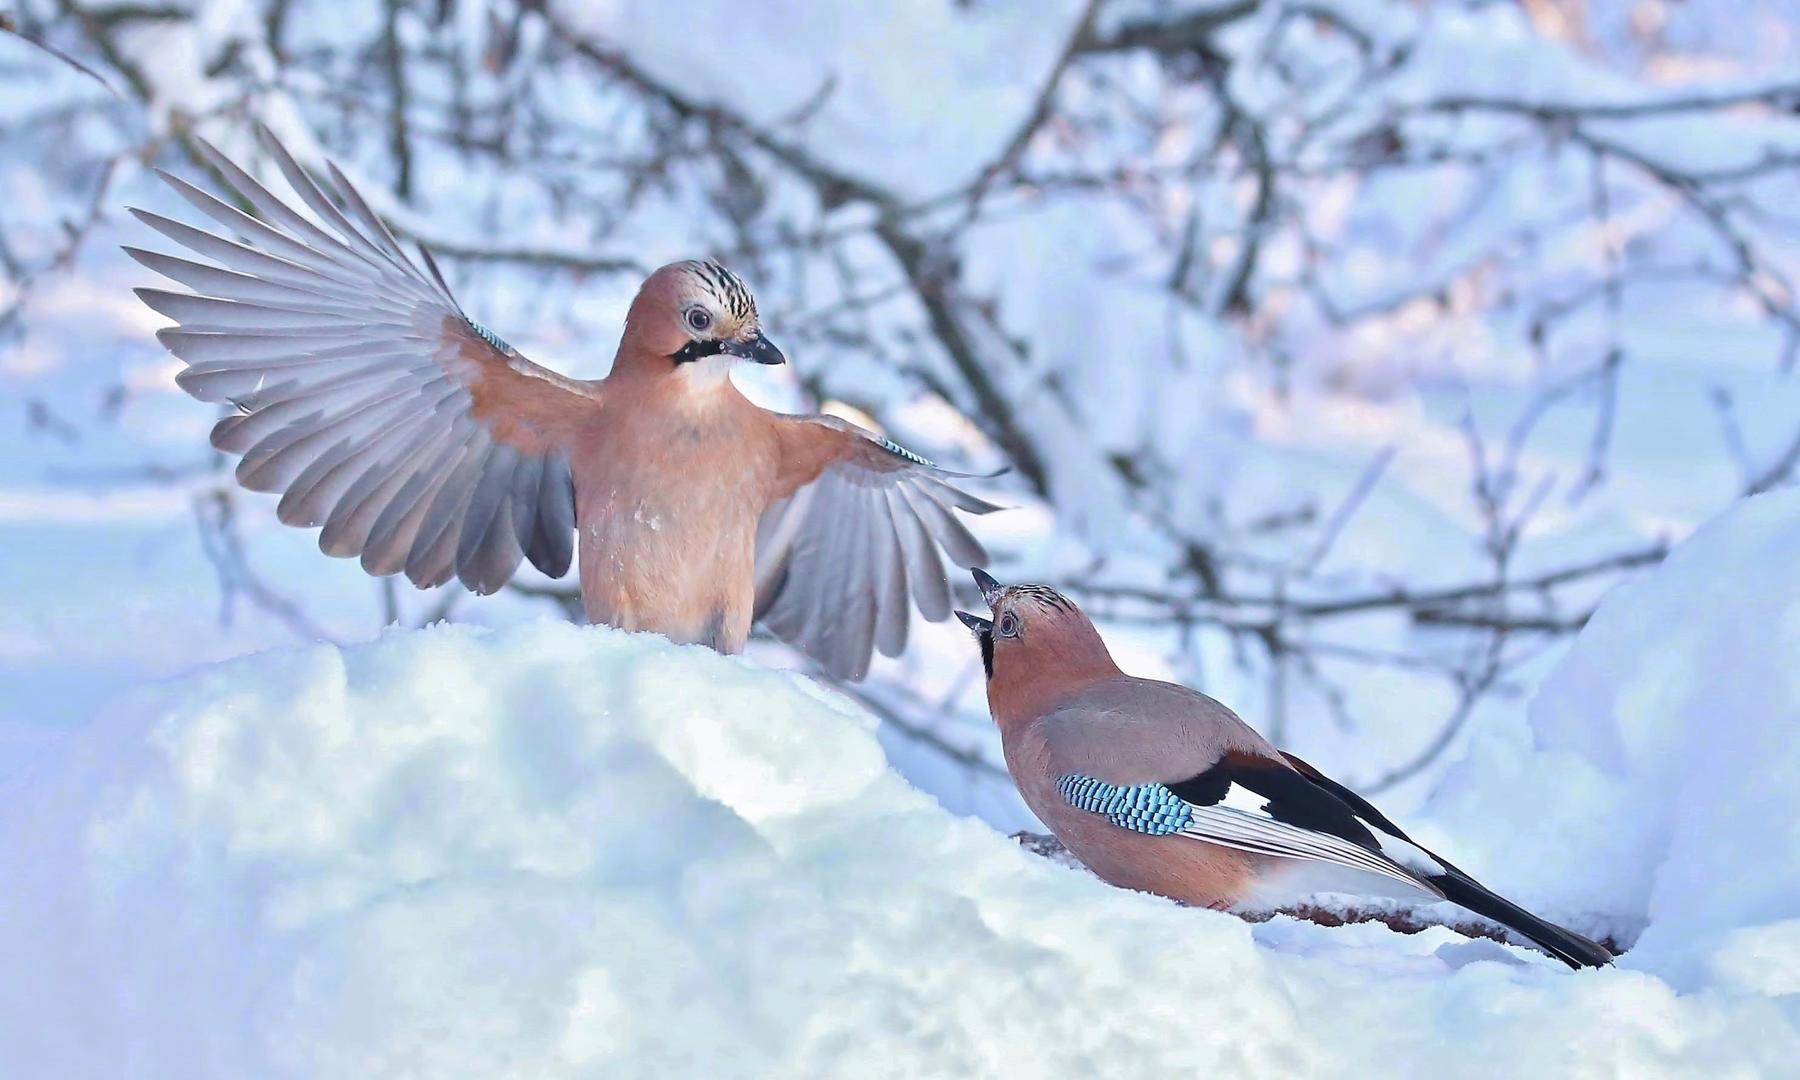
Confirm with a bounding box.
[955,609,993,634]
[959,570,1004,680]
[955,604,997,680]
[721,333,785,365]
[971,568,1004,607]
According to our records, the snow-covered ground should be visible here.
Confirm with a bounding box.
[4,490,1800,1077]
[1431,488,1800,996]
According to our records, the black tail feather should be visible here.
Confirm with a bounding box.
[1279,751,1614,969]
[1427,872,1614,969]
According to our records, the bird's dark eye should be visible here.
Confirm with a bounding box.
[998,611,1019,638]
[685,308,713,332]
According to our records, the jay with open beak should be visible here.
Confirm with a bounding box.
[127,128,997,679]
[956,570,1614,969]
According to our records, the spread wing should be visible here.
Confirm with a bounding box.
[754,415,1000,680]
[128,128,594,595]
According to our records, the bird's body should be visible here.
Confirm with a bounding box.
[571,373,774,649]
[1001,676,1271,910]
[566,369,860,650]
[958,573,1615,968]
[130,129,996,678]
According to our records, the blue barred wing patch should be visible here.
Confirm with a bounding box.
[877,436,935,468]
[467,318,514,356]
[1056,774,1194,836]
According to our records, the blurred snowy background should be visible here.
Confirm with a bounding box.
[4,0,1800,834]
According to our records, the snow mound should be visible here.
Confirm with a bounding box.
[1430,488,1800,994]
[2,622,1795,1077]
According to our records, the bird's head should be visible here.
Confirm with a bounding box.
[624,259,785,377]
[956,570,1118,718]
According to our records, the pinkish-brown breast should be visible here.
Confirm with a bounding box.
[570,387,780,651]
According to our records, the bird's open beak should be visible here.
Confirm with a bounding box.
[722,333,786,365]
[955,609,993,634]
[955,568,1004,633]
[960,570,1004,678]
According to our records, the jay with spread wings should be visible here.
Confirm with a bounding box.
[127,128,996,679]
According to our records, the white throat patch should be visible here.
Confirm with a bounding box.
[675,353,736,393]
